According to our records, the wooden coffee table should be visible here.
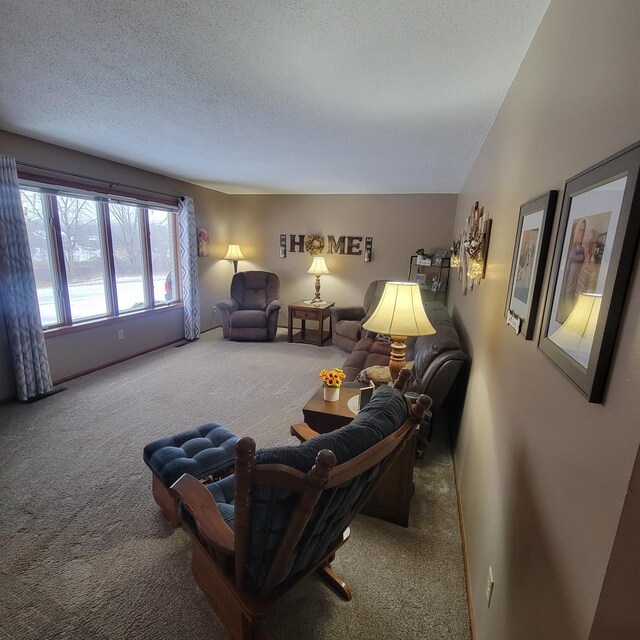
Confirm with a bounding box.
[301,387,418,527]
[302,387,360,433]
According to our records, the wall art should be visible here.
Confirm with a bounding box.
[538,141,640,402]
[505,190,557,339]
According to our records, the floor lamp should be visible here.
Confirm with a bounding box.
[224,244,245,273]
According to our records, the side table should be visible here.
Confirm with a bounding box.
[287,300,334,347]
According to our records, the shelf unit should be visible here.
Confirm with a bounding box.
[407,254,450,304]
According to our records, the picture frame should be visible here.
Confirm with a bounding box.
[415,273,426,285]
[197,227,209,257]
[538,140,640,403]
[433,249,448,266]
[505,190,558,340]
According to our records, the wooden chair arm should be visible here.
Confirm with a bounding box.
[170,474,235,556]
[290,423,321,442]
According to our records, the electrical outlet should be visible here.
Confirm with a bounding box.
[118,330,124,340]
[486,566,494,607]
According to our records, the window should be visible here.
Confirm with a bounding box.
[149,209,177,304]
[19,185,179,329]
[109,203,145,312]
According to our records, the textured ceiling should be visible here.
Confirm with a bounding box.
[0,1,549,193]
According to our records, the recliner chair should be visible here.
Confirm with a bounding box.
[217,271,281,341]
[330,279,389,352]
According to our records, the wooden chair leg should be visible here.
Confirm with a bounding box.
[316,564,353,601]
[151,474,181,526]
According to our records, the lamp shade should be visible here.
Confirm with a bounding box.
[363,282,435,337]
[224,244,245,261]
[307,256,330,276]
[551,292,602,359]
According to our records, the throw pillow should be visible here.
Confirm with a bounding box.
[356,361,414,386]
[375,333,392,344]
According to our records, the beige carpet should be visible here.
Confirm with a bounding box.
[0,328,470,640]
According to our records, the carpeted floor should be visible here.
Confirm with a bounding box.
[0,329,471,640]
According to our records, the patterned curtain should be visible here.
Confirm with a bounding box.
[178,196,200,340]
[0,156,54,401]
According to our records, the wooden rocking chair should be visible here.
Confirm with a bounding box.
[171,369,431,640]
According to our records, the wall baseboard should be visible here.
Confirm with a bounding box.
[53,337,186,385]
[453,450,477,640]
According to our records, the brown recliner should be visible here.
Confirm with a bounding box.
[330,279,389,352]
[217,271,281,341]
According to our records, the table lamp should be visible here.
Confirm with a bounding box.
[224,244,245,273]
[363,282,436,381]
[306,256,330,303]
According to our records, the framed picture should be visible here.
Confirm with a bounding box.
[415,273,426,285]
[433,249,448,266]
[538,141,640,403]
[505,190,558,339]
[197,227,209,257]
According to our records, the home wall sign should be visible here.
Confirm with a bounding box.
[283,234,373,259]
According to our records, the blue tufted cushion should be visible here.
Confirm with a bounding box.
[143,423,238,487]
[180,474,236,533]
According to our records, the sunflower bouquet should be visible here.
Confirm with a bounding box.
[319,368,346,388]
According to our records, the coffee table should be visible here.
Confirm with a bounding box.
[301,387,418,527]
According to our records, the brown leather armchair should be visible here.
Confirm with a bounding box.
[330,279,389,352]
[217,271,281,341]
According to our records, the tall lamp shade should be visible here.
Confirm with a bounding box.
[363,282,436,380]
[306,256,330,303]
[224,244,245,273]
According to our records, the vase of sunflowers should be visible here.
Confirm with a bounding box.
[319,367,346,402]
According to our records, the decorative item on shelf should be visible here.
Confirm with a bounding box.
[363,282,436,381]
[459,201,492,294]
[305,256,330,304]
[433,249,448,266]
[319,367,346,402]
[415,248,433,266]
[224,244,244,273]
[305,233,325,255]
[450,237,461,268]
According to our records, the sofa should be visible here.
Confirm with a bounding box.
[341,301,466,411]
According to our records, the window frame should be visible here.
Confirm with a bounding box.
[18,178,182,333]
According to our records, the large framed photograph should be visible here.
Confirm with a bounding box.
[538,141,640,403]
[505,190,557,339]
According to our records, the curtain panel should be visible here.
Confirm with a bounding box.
[178,196,200,340]
[0,155,54,401]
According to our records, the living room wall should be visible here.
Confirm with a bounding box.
[230,193,457,328]
[0,130,456,401]
[448,1,640,639]
[0,130,253,400]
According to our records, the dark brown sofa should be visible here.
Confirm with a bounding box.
[217,271,280,341]
[341,301,466,407]
[339,301,467,455]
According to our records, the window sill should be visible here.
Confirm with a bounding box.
[43,302,183,338]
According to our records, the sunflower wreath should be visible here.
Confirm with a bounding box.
[305,233,325,255]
